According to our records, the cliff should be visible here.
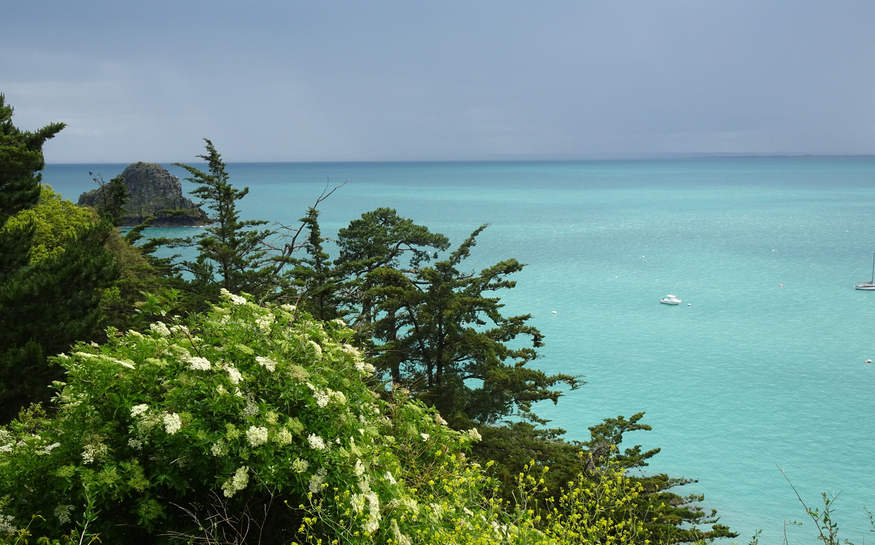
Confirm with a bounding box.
[78,162,209,227]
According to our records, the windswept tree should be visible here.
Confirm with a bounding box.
[173,139,276,301]
[361,224,580,428]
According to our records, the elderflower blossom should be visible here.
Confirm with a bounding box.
[131,404,149,418]
[435,413,448,426]
[255,356,276,372]
[220,288,246,306]
[273,428,293,445]
[467,428,482,442]
[309,467,328,493]
[221,466,249,498]
[164,412,182,435]
[38,442,61,456]
[420,433,430,441]
[307,340,322,360]
[211,440,228,457]
[307,433,326,450]
[226,365,243,384]
[55,504,74,525]
[292,457,309,473]
[187,356,212,371]
[354,458,365,476]
[150,322,170,337]
[0,513,16,534]
[255,315,274,331]
[391,519,412,545]
[246,426,269,447]
[384,471,397,485]
[81,443,107,464]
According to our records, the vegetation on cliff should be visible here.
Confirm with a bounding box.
[0,95,741,544]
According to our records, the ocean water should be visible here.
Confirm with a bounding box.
[44,158,875,544]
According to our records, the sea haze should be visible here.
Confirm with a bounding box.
[44,157,875,543]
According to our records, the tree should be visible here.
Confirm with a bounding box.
[362,224,580,428]
[0,95,119,423]
[335,207,449,334]
[172,139,275,302]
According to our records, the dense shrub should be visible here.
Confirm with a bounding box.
[0,291,659,545]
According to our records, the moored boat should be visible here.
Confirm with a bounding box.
[855,253,875,290]
[660,294,681,305]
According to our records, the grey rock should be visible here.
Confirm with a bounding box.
[78,162,209,227]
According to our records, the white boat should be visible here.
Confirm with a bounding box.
[855,254,875,290]
[660,294,682,305]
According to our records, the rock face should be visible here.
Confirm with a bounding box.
[78,162,209,227]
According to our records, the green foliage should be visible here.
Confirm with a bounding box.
[0,96,119,423]
[172,139,276,303]
[0,293,683,545]
[0,293,465,543]
[2,185,97,264]
[87,171,130,227]
[0,94,65,224]
[362,224,581,429]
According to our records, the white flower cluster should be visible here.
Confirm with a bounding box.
[255,356,277,372]
[131,404,149,418]
[307,340,323,360]
[211,440,228,457]
[351,482,381,534]
[220,288,247,306]
[38,442,61,456]
[308,467,328,493]
[280,303,296,313]
[292,457,309,473]
[391,519,412,545]
[273,428,293,445]
[128,438,143,451]
[354,458,365,476]
[306,383,346,408]
[242,398,259,417]
[466,428,482,442]
[226,365,243,384]
[150,322,170,337]
[54,504,74,525]
[187,355,212,371]
[256,314,275,331]
[434,413,448,426]
[246,426,269,447]
[0,513,16,535]
[222,466,249,497]
[307,433,326,450]
[81,443,107,464]
[164,412,182,435]
[353,357,376,375]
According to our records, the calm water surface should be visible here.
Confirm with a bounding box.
[45,158,875,543]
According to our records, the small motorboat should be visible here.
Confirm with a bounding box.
[660,294,681,305]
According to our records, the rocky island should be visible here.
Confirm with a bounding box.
[78,162,209,227]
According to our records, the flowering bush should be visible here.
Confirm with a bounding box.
[0,291,482,543]
[0,290,656,545]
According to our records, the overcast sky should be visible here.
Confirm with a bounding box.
[3,1,875,163]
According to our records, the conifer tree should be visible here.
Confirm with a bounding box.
[173,139,275,302]
[0,95,119,422]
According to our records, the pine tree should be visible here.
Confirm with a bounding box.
[173,139,276,302]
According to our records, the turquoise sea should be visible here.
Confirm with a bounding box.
[44,158,875,544]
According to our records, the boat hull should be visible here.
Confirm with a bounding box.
[855,283,875,290]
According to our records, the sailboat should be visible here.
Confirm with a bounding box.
[855,253,875,290]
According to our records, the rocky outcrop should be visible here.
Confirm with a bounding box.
[78,162,209,227]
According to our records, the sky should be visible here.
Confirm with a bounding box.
[3,1,875,163]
